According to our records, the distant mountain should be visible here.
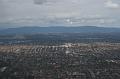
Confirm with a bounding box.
[0,26,120,35]
[0,27,7,30]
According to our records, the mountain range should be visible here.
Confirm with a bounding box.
[0,26,120,35]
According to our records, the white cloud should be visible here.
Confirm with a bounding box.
[0,0,120,27]
[66,19,73,24]
[105,0,119,9]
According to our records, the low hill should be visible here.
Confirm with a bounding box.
[0,26,120,35]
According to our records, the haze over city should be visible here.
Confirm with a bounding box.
[1,1,120,79]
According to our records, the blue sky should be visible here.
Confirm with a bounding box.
[0,0,120,28]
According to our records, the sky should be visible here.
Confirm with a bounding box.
[0,0,120,28]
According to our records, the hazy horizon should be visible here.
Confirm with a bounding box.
[1,25,120,29]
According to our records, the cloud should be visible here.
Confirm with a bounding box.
[33,0,47,5]
[105,0,119,9]
[33,0,57,5]
[0,0,120,27]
